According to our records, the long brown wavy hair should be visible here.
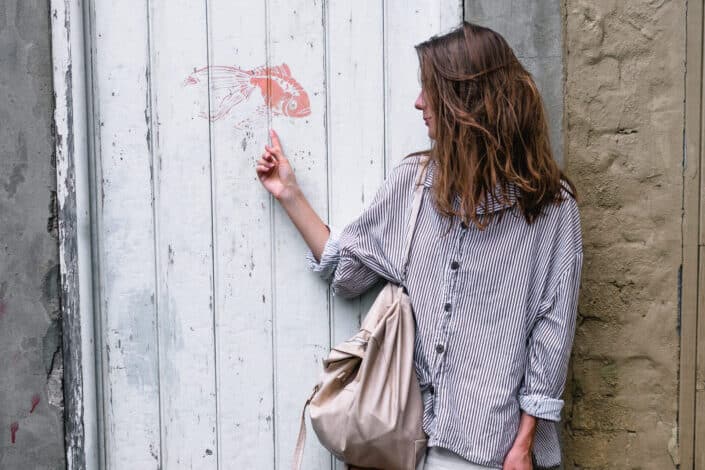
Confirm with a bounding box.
[411,21,575,231]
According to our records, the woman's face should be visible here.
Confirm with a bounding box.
[414,89,435,140]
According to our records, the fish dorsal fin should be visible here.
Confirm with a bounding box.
[250,65,268,76]
[268,63,291,78]
[250,63,292,78]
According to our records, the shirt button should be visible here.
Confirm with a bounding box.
[444,302,451,312]
[435,343,445,354]
[429,385,435,395]
[450,261,459,270]
[460,221,468,230]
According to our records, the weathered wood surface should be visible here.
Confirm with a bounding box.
[88,1,461,468]
[91,2,161,468]
[150,1,219,467]
[50,0,100,468]
[206,1,276,468]
[682,0,702,467]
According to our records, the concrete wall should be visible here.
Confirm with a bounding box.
[564,0,684,468]
[0,0,65,468]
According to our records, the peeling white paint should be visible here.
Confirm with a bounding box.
[49,0,100,469]
[53,1,461,469]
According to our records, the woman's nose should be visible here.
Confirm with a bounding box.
[414,91,424,110]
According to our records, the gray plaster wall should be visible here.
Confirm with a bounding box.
[0,0,66,468]
[464,0,564,165]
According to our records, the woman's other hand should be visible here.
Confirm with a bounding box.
[502,410,535,470]
[502,443,532,470]
[256,128,299,200]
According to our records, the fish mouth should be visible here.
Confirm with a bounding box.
[294,107,311,117]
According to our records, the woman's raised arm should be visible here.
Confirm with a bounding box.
[255,129,330,262]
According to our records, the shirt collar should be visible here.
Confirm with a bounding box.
[422,158,519,214]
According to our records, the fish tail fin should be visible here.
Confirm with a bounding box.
[207,65,253,91]
[198,66,257,120]
[182,65,210,87]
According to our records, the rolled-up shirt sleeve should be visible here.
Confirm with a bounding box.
[305,224,341,282]
[304,160,417,299]
[519,252,583,421]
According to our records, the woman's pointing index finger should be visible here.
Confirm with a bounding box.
[269,128,282,151]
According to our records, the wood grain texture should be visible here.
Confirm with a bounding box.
[325,2,385,343]
[206,0,276,467]
[50,0,100,468]
[91,1,162,468]
[681,0,702,466]
[149,0,218,467]
[696,247,705,470]
[86,2,462,468]
[694,21,705,457]
[267,0,331,468]
[325,4,386,467]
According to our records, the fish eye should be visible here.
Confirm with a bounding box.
[288,101,297,109]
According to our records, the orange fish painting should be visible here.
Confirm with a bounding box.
[183,63,311,128]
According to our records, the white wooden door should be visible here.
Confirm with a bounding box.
[89,1,461,468]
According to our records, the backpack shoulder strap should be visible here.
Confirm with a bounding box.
[400,157,430,284]
[291,384,319,470]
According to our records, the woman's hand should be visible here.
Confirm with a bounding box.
[254,128,329,262]
[503,411,536,470]
[502,443,532,470]
[256,128,299,200]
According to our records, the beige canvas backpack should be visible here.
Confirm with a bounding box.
[292,159,429,470]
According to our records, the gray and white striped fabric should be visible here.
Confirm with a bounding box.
[305,155,583,469]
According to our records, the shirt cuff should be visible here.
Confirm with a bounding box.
[518,393,564,421]
[305,224,340,281]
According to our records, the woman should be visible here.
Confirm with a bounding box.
[256,21,582,470]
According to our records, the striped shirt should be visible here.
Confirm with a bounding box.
[305,155,583,469]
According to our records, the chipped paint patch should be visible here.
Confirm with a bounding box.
[30,394,41,413]
[10,422,19,444]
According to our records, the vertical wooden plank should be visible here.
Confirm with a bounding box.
[266,0,331,468]
[694,4,705,460]
[384,1,462,174]
[149,1,218,467]
[205,0,275,468]
[326,2,385,342]
[696,247,705,470]
[90,2,162,468]
[49,0,100,467]
[326,4,386,466]
[681,0,702,467]
[692,2,705,462]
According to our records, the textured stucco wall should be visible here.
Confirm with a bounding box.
[0,0,65,468]
[564,1,684,468]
